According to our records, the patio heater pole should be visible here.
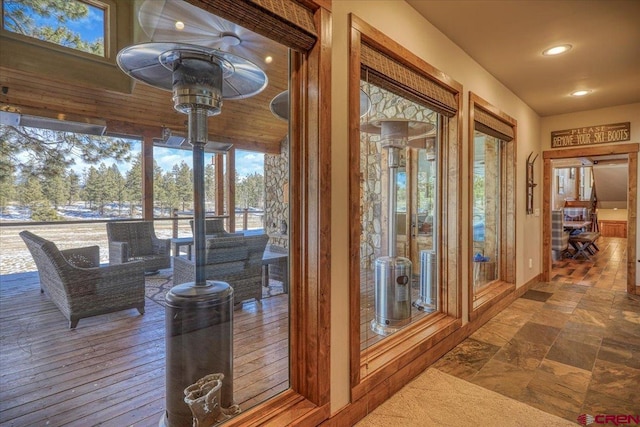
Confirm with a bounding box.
[189,107,209,286]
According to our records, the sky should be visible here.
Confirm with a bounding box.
[62,1,105,41]
[64,138,264,179]
[3,0,105,44]
[153,144,265,178]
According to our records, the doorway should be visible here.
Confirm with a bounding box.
[396,144,438,268]
[542,143,638,294]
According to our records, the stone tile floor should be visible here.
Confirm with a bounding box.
[432,237,639,423]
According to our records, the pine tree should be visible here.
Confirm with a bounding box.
[106,164,126,215]
[173,161,193,211]
[95,163,112,214]
[19,173,45,213]
[0,153,16,212]
[83,166,100,210]
[236,172,265,209]
[66,170,81,205]
[125,154,143,215]
[42,170,69,210]
[205,163,216,212]
[153,162,167,216]
[0,125,132,180]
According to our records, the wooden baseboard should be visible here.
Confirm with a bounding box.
[321,273,542,426]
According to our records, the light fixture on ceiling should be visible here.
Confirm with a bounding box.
[174,21,185,31]
[265,56,273,64]
[153,127,186,147]
[0,111,106,136]
[571,90,591,97]
[542,44,572,56]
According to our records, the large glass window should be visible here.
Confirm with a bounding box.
[359,80,440,350]
[468,92,516,316]
[2,0,106,57]
[0,123,139,222]
[350,18,462,392]
[472,131,501,295]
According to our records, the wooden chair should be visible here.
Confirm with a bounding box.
[20,230,146,328]
[106,221,171,273]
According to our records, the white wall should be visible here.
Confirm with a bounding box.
[330,0,543,414]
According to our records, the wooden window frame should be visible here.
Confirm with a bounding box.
[348,14,463,400]
[1,0,112,59]
[467,92,517,321]
[0,0,133,93]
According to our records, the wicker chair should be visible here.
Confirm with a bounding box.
[106,221,171,273]
[189,218,234,237]
[19,230,146,329]
[173,234,269,309]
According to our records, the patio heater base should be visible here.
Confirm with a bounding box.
[370,256,412,336]
[162,281,234,427]
[412,250,437,313]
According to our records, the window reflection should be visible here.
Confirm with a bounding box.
[359,80,440,349]
[472,131,500,295]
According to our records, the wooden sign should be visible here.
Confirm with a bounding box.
[551,122,630,148]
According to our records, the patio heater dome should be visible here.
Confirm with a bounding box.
[270,89,372,121]
[360,118,434,148]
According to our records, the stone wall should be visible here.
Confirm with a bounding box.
[265,135,289,248]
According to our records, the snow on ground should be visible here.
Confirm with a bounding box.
[0,203,265,276]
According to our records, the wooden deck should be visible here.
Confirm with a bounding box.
[0,271,289,426]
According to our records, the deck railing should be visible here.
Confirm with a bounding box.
[0,210,265,276]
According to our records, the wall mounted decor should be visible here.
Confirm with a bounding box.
[526,152,538,214]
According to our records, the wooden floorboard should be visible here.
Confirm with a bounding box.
[0,272,290,426]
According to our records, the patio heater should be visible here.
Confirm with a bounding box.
[269,89,372,121]
[361,119,434,336]
[117,42,267,427]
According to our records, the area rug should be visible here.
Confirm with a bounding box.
[355,368,576,427]
[144,269,285,306]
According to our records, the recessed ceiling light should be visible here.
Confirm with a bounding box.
[265,56,273,64]
[571,90,591,97]
[175,21,185,30]
[542,44,572,56]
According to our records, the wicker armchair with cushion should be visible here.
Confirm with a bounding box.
[173,234,269,309]
[20,230,146,329]
[106,221,171,273]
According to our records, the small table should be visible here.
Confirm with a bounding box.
[262,248,288,293]
[170,237,193,260]
[563,220,591,231]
